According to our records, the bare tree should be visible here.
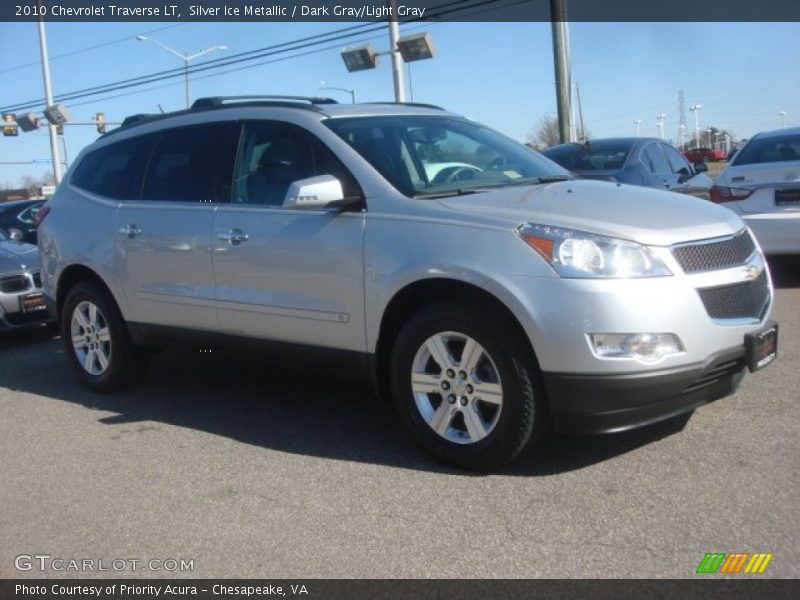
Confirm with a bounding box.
[688,126,735,148]
[528,115,561,148]
[20,173,55,197]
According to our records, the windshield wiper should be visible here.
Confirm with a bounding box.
[414,189,487,199]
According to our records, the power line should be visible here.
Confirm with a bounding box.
[62,0,528,112]
[1,0,501,113]
[0,24,185,75]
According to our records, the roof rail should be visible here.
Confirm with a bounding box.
[191,95,338,109]
[104,95,341,138]
[364,101,445,110]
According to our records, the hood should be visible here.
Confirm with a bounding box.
[437,179,743,247]
[0,240,40,273]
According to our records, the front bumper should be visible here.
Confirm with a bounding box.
[543,347,746,434]
[0,308,52,331]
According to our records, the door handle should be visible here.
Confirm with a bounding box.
[118,224,142,238]
[217,228,249,245]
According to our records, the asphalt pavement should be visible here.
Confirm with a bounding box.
[1,257,798,579]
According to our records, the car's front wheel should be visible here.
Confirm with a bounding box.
[61,282,148,392]
[390,302,548,470]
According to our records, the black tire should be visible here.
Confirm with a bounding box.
[389,302,549,470]
[61,281,148,392]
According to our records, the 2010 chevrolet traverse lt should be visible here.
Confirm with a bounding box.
[38,97,778,469]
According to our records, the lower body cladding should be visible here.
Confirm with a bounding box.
[484,272,777,435]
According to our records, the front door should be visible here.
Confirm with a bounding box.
[211,121,366,352]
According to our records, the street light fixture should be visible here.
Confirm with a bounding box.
[135,35,228,109]
[395,32,436,62]
[319,81,356,104]
[341,32,435,102]
[341,44,379,72]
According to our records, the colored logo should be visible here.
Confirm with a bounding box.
[696,552,773,574]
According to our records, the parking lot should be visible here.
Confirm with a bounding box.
[0,257,798,580]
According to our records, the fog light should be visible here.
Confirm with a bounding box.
[589,333,683,363]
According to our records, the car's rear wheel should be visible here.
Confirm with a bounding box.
[390,302,548,470]
[61,282,148,392]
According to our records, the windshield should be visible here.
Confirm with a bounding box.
[733,133,800,166]
[543,141,633,172]
[325,116,569,197]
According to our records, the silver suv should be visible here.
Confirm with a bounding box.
[38,97,778,469]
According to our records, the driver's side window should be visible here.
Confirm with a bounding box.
[233,122,359,206]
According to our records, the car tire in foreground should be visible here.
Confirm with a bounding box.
[61,282,148,392]
[390,302,549,470]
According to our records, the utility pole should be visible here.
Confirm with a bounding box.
[574,82,585,141]
[388,0,406,102]
[550,0,572,144]
[36,0,62,184]
[778,111,787,128]
[634,119,642,137]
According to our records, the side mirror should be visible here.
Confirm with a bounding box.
[7,228,23,241]
[283,175,352,210]
[693,161,708,173]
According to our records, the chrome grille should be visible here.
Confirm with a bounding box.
[697,271,770,320]
[672,230,755,274]
[0,274,31,294]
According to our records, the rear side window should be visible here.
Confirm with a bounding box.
[733,133,800,166]
[642,144,671,174]
[141,123,239,202]
[661,144,691,174]
[71,135,156,199]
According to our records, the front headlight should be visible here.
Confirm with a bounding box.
[516,223,672,278]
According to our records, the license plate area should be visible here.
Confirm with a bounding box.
[745,322,778,372]
[775,188,800,207]
[20,293,47,313]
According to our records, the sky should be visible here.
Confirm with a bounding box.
[1,20,798,186]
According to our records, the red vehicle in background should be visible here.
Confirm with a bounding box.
[682,147,726,163]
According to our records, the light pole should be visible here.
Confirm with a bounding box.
[690,104,702,148]
[633,119,642,137]
[656,113,666,139]
[319,81,356,104]
[135,36,227,109]
[36,0,62,184]
[705,128,714,148]
[678,124,686,150]
[778,111,787,128]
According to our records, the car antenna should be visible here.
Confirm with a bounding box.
[157,103,165,114]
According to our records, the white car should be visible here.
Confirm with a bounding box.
[711,127,800,254]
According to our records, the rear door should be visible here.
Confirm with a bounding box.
[211,121,367,352]
[115,122,239,329]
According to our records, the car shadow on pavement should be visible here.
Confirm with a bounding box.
[4,334,693,476]
[767,255,800,289]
